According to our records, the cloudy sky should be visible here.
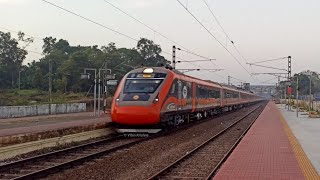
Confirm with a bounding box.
[1,0,319,85]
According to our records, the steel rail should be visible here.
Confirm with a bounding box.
[0,135,120,172]
[0,135,147,180]
[205,104,265,179]
[148,104,264,180]
[0,102,262,180]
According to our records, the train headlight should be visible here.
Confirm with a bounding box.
[143,68,153,74]
[153,94,159,104]
[115,97,120,105]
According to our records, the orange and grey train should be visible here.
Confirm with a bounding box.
[111,67,261,133]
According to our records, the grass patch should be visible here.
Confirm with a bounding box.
[0,89,91,106]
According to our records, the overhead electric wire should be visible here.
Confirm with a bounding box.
[202,0,256,79]
[260,77,278,84]
[249,57,287,64]
[102,0,216,63]
[248,64,288,71]
[0,27,44,55]
[41,0,227,82]
[229,76,246,83]
[41,0,139,42]
[177,48,214,60]
[41,0,176,61]
[0,27,42,40]
[176,56,226,79]
[176,0,253,78]
[194,0,260,83]
[102,0,188,51]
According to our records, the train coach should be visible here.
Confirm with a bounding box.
[111,67,261,133]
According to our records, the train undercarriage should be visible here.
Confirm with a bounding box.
[112,102,257,134]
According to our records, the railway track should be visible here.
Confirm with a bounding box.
[0,135,146,180]
[148,103,265,180]
[0,102,264,180]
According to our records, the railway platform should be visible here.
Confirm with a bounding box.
[213,101,319,180]
[0,112,111,147]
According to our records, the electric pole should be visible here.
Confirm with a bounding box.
[49,59,52,115]
[172,45,176,69]
[288,56,291,110]
[296,75,299,117]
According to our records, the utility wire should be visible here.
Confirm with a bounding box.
[177,48,214,60]
[41,0,225,81]
[0,27,43,40]
[0,27,44,55]
[41,0,178,63]
[102,0,216,63]
[229,76,246,83]
[175,55,226,79]
[249,57,287,64]
[201,0,261,83]
[260,77,278,84]
[176,0,252,77]
[202,0,251,66]
[41,0,139,42]
[102,0,188,51]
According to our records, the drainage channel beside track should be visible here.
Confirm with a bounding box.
[148,103,265,180]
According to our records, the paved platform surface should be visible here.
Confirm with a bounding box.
[214,102,319,180]
[0,112,111,137]
[279,104,320,175]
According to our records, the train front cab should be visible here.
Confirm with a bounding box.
[111,68,171,133]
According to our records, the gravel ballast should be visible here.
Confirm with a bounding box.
[46,103,265,180]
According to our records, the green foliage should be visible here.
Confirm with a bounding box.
[0,31,170,102]
[0,89,88,106]
[285,70,320,96]
[0,31,29,89]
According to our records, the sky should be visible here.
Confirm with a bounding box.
[0,0,319,85]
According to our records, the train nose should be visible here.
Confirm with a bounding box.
[112,106,160,125]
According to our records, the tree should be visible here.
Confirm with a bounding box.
[136,38,169,67]
[1,33,170,95]
[42,37,57,55]
[0,31,29,89]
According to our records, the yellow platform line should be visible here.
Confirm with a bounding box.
[277,107,320,180]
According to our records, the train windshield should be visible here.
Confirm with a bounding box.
[124,79,163,93]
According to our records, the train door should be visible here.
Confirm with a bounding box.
[177,80,182,110]
[192,82,196,112]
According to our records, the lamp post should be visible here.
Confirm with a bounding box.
[295,76,299,117]
[308,75,312,111]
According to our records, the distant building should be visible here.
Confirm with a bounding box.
[243,83,250,91]
[250,85,276,99]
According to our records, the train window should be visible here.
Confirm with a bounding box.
[128,73,167,79]
[124,79,162,93]
[170,83,176,94]
[197,85,208,98]
[208,89,220,98]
